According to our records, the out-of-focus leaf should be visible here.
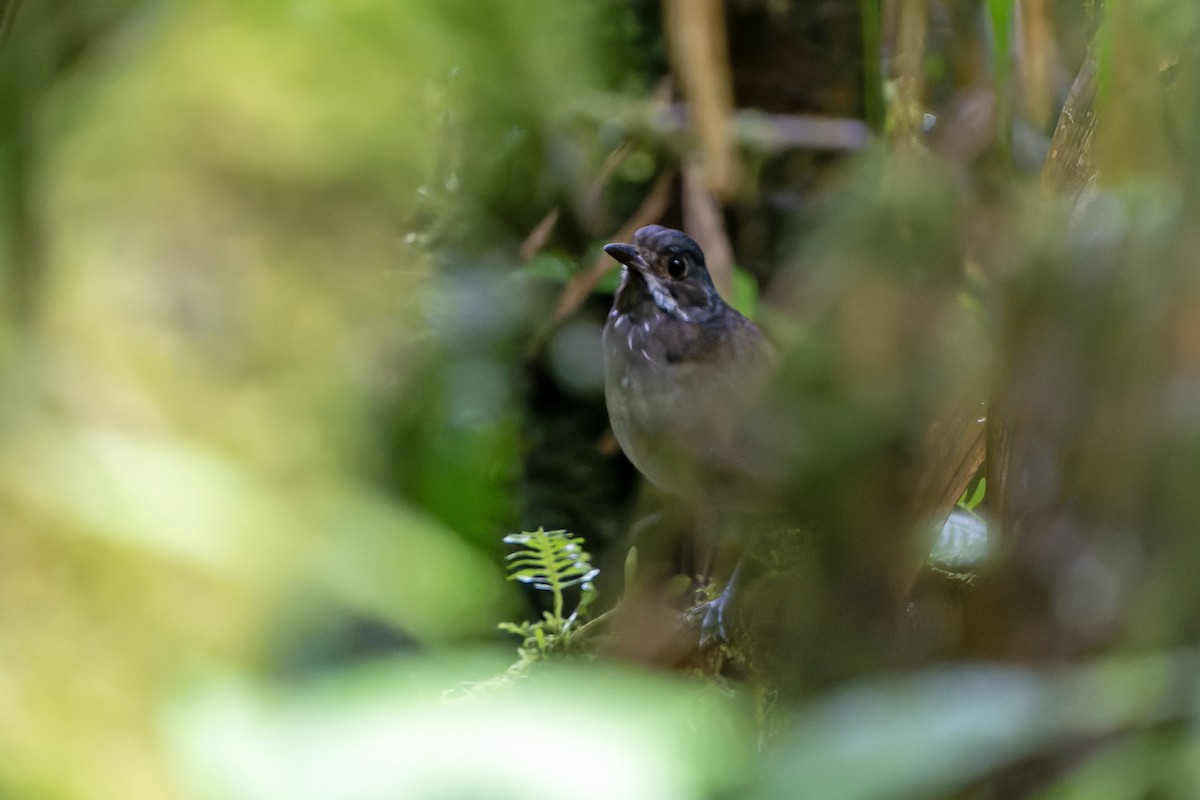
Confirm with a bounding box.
[0,422,511,641]
[929,508,989,571]
[3,423,282,571]
[521,253,577,283]
[754,649,1197,800]
[958,476,986,510]
[987,0,1015,153]
[731,265,760,320]
[595,267,623,295]
[756,667,1046,800]
[1039,730,1187,800]
[306,484,515,641]
[168,658,755,800]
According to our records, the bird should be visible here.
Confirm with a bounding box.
[602,225,775,500]
[602,224,777,639]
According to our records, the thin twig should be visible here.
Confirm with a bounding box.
[580,142,634,233]
[572,100,871,153]
[519,208,559,263]
[527,171,675,357]
[682,163,735,300]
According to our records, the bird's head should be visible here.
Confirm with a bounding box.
[604,225,722,320]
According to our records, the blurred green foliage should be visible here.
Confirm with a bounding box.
[170,656,756,800]
[0,0,617,796]
[3,0,1200,798]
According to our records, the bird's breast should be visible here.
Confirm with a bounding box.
[602,307,712,494]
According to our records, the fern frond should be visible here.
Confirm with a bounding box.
[499,527,599,660]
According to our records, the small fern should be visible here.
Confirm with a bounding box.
[499,527,599,666]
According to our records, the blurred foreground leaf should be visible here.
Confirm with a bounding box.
[169,657,755,800]
[0,421,510,641]
[928,508,988,571]
[755,649,1200,799]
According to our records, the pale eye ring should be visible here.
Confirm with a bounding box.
[666,257,687,279]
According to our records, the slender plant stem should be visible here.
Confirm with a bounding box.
[861,0,884,132]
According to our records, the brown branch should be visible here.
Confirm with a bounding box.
[1041,47,1098,199]
[663,0,739,197]
[681,163,734,300]
[519,208,559,263]
[572,101,870,153]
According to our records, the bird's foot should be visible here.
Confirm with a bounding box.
[688,581,735,646]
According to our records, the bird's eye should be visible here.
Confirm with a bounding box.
[666,257,687,279]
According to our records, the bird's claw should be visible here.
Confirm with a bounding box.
[691,582,735,646]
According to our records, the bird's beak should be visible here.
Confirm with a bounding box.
[603,242,648,272]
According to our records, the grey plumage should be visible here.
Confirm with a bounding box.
[602,225,776,506]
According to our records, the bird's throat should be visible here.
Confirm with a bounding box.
[642,272,696,322]
[617,268,714,324]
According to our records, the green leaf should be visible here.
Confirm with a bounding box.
[956,476,987,511]
[986,0,1015,156]
[521,252,577,283]
[730,266,761,319]
[499,527,599,654]
[757,648,1199,800]
[168,658,755,800]
[595,268,622,295]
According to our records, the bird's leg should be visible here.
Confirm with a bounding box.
[689,503,724,597]
[689,506,745,644]
[697,558,742,645]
